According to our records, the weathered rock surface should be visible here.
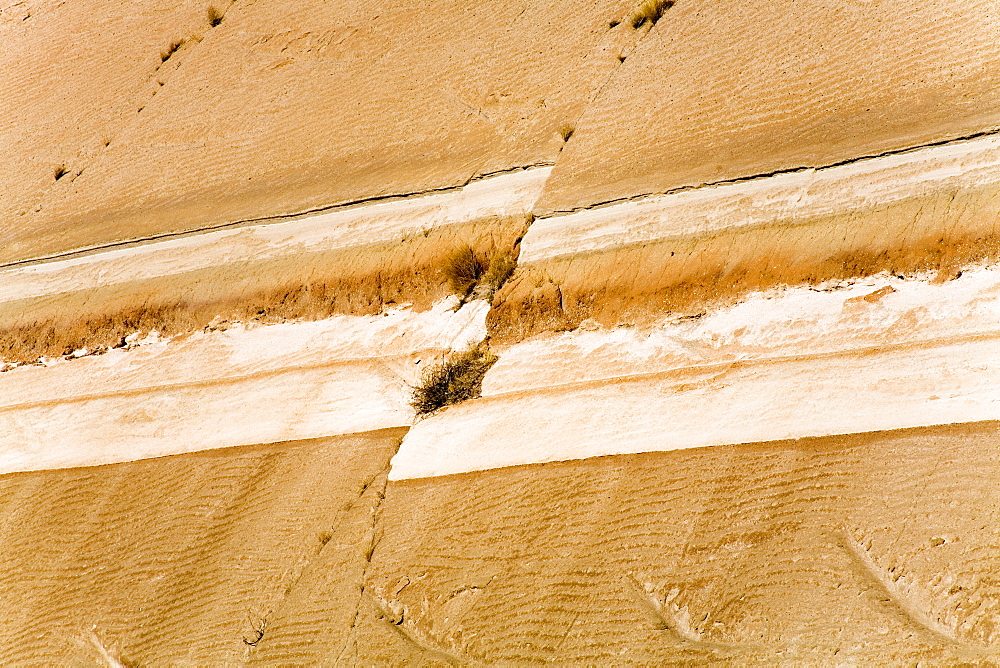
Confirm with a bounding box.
[534,0,1000,213]
[2,0,630,263]
[3,0,1000,663]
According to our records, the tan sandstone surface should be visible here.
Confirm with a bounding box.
[3,0,1000,663]
[2,0,633,264]
[1,424,998,664]
[534,0,1000,214]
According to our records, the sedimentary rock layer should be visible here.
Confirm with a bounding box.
[4,0,1000,663]
[0,429,406,665]
[0,168,539,364]
[492,135,1000,340]
[6,420,995,664]
[397,268,1000,479]
[535,0,1000,213]
[367,423,1000,663]
[1,0,632,263]
[0,300,485,473]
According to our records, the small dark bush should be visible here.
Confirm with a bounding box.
[632,0,674,28]
[161,38,184,62]
[411,346,498,415]
[207,6,223,26]
[53,165,67,180]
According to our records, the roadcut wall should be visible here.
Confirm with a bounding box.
[2,0,1000,663]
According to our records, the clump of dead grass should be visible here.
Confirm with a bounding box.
[207,6,224,26]
[410,346,498,416]
[631,0,674,28]
[443,244,518,302]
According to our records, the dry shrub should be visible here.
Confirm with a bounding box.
[207,6,223,26]
[444,246,483,297]
[443,244,519,301]
[410,346,498,416]
[631,0,674,27]
[481,251,517,297]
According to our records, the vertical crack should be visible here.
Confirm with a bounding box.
[333,464,391,664]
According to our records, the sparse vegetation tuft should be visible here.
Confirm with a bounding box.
[411,346,498,416]
[558,124,575,142]
[631,0,674,28]
[161,38,184,62]
[53,165,67,180]
[207,6,223,26]
[480,250,517,298]
[444,245,482,297]
[443,244,518,301]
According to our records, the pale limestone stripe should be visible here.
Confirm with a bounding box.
[388,270,1000,480]
[0,167,552,303]
[389,334,1000,480]
[0,300,488,473]
[519,135,1000,264]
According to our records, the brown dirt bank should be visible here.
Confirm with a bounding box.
[489,186,1000,342]
[0,215,527,365]
[363,421,1000,664]
[0,428,405,665]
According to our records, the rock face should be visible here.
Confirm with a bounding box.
[2,0,1000,663]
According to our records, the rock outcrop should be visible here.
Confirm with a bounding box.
[2,0,999,663]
